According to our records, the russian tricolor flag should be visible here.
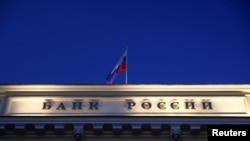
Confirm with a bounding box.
[106,49,127,84]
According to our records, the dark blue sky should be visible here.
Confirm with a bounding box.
[0,0,250,84]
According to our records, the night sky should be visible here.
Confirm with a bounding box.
[0,0,250,84]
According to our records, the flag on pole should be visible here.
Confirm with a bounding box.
[106,48,127,84]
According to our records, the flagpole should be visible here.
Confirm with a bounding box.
[125,44,128,84]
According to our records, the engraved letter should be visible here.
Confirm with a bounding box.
[157,102,166,110]
[170,102,179,109]
[56,102,66,110]
[89,101,99,110]
[142,102,152,109]
[202,100,213,110]
[185,100,195,109]
[72,101,83,110]
[126,100,136,110]
[42,101,52,110]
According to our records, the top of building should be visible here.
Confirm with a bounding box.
[0,84,250,93]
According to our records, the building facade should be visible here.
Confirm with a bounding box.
[0,84,250,141]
